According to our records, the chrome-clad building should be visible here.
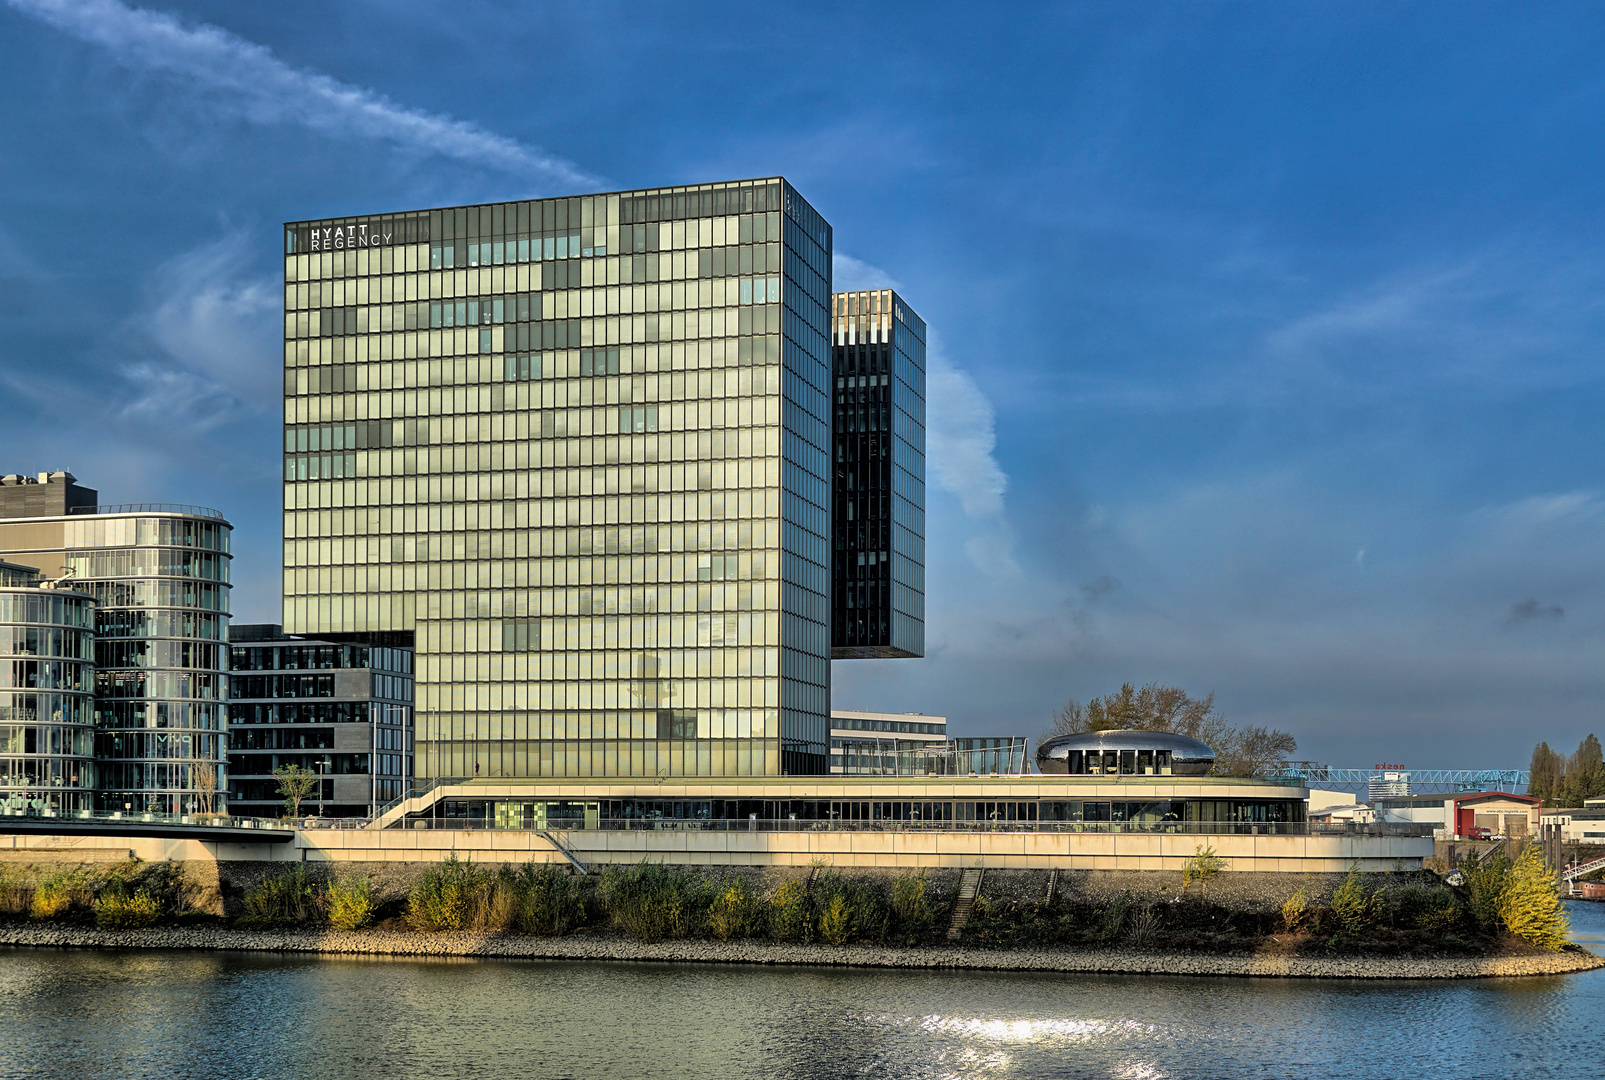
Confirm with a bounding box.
[1036,729,1218,777]
[282,179,834,777]
[0,560,96,813]
[0,474,231,814]
[830,289,925,659]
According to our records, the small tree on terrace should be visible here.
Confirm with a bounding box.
[272,765,321,819]
[194,762,218,815]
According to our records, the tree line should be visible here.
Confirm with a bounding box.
[1041,682,1298,777]
[1528,734,1605,806]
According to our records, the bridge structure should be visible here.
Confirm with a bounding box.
[1270,765,1531,795]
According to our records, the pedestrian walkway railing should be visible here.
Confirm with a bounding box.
[0,807,285,831]
[386,816,1319,836]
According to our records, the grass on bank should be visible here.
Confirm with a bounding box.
[0,842,1575,956]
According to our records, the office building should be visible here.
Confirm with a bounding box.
[0,473,231,813]
[829,709,946,773]
[227,624,414,817]
[0,560,96,813]
[830,289,925,658]
[282,178,834,778]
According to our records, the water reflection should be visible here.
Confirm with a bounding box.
[0,915,1599,1080]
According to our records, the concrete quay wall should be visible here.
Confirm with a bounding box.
[1,827,1433,872]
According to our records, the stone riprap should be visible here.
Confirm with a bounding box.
[0,924,1596,980]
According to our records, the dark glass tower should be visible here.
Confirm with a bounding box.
[830,289,925,659]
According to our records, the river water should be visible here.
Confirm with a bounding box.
[1,903,1603,1080]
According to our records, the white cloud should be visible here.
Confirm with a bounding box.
[142,232,282,403]
[927,336,1008,519]
[6,0,594,187]
[832,252,902,293]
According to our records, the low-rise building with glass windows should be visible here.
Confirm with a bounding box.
[0,473,231,814]
[0,560,96,814]
[227,624,414,817]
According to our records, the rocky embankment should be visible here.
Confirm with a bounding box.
[0,923,1597,980]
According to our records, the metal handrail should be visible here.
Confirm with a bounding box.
[389,816,1322,836]
[369,776,474,826]
[0,807,285,830]
[68,503,227,520]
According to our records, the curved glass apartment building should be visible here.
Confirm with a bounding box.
[0,475,231,814]
[0,561,96,814]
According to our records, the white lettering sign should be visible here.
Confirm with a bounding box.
[307,223,396,253]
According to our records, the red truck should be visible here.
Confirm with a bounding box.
[1464,826,1492,841]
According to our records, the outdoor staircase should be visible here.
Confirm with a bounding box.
[536,830,591,875]
[1044,869,1059,906]
[1563,855,1605,882]
[947,867,986,941]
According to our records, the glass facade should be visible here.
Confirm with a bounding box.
[0,565,96,814]
[422,793,1308,834]
[831,289,925,658]
[0,503,232,814]
[282,178,835,777]
[227,627,414,816]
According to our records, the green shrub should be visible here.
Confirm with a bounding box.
[818,892,854,946]
[0,866,32,915]
[325,874,377,931]
[599,863,706,943]
[469,874,520,932]
[1461,846,1512,931]
[1098,893,1134,943]
[767,879,813,943]
[511,864,589,937]
[1280,887,1309,933]
[29,869,91,920]
[1328,865,1381,937]
[1126,904,1161,947]
[241,864,320,925]
[1393,882,1462,933]
[407,854,486,932]
[1497,844,1569,951]
[1182,845,1226,893]
[707,879,763,941]
[96,889,159,930]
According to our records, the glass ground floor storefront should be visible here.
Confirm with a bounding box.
[417,795,1309,833]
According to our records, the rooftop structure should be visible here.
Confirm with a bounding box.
[1036,730,1216,777]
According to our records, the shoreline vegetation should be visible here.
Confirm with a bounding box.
[0,847,1594,980]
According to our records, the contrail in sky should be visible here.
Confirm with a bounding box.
[5,0,595,189]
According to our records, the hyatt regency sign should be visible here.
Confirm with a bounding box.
[309,224,394,251]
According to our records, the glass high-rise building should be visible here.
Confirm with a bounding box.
[830,289,925,658]
[0,473,232,814]
[282,178,834,778]
[0,560,96,814]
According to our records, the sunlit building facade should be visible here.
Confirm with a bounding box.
[0,474,231,814]
[0,560,96,813]
[282,178,835,778]
[830,289,925,658]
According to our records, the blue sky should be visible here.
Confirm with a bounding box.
[3,0,1604,769]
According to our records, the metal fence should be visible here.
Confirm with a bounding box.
[391,816,1317,836]
[0,807,285,831]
